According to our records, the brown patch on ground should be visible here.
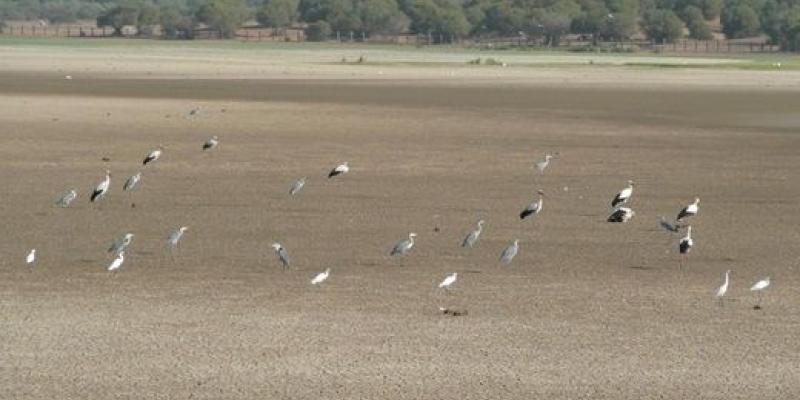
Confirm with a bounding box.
[0,73,799,399]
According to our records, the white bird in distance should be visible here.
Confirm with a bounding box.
[311,268,331,285]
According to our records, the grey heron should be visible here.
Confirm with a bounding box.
[289,177,306,196]
[610,180,634,208]
[143,146,163,166]
[328,162,349,178]
[535,154,553,174]
[520,190,544,220]
[311,268,331,285]
[90,170,111,202]
[271,242,290,268]
[659,216,680,233]
[123,172,141,192]
[109,233,134,255]
[499,239,519,264]
[461,220,485,248]
[167,226,188,249]
[677,197,700,222]
[56,189,77,208]
[390,233,417,256]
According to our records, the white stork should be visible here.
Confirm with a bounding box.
[328,162,349,178]
[142,146,163,166]
[90,170,111,202]
[202,136,219,151]
[607,207,635,223]
[610,180,634,208]
[678,226,693,269]
[677,197,700,222]
[520,190,544,220]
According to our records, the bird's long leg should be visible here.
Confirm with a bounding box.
[756,292,763,309]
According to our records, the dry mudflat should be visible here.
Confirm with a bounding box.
[0,43,799,399]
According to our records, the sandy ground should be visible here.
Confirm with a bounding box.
[0,46,799,399]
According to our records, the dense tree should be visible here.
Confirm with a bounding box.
[684,5,712,38]
[402,0,470,37]
[97,3,141,35]
[256,0,298,28]
[570,0,610,43]
[1,0,799,49]
[641,8,684,42]
[159,3,195,37]
[195,0,250,37]
[721,0,761,38]
[357,0,408,35]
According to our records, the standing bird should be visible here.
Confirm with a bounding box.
[678,226,693,269]
[499,239,519,264]
[108,251,125,271]
[108,233,134,255]
[289,177,307,196]
[677,197,700,222]
[390,233,417,256]
[461,220,485,248]
[271,242,290,269]
[607,207,635,223]
[90,170,111,202]
[535,154,553,174]
[715,270,731,306]
[56,189,77,208]
[750,277,771,309]
[658,216,680,233]
[610,180,634,208]
[202,136,219,151]
[328,162,349,178]
[438,272,457,290]
[123,172,141,192]
[142,146,163,166]
[167,226,189,249]
[26,249,36,265]
[311,268,331,285]
[520,190,544,220]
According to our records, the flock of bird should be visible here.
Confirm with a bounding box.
[23,130,772,311]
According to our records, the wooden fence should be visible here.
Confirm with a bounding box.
[0,24,784,53]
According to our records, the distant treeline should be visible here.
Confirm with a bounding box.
[1,0,798,49]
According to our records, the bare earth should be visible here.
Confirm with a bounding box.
[0,46,799,399]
